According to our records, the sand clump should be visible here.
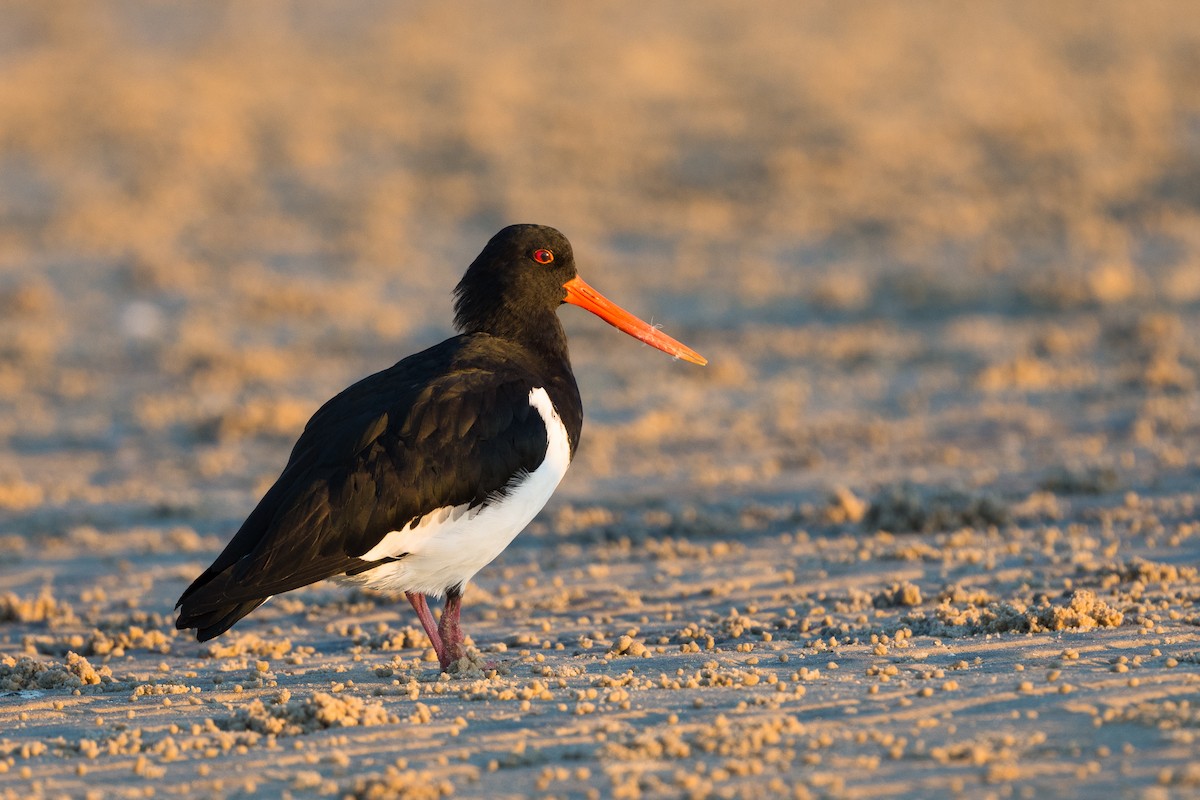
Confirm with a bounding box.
[0,652,115,692]
[220,688,398,736]
[822,487,868,525]
[672,608,773,651]
[201,632,292,660]
[0,589,76,625]
[348,768,456,800]
[602,714,810,796]
[906,589,1125,636]
[29,626,172,657]
[1104,558,1198,586]
[445,648,492,678]
[609,635,650,658]
[350,625,428,653]
[873,582,924,608]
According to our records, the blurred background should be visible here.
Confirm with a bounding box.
[1,1,1199,534]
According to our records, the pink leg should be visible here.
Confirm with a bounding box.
[437,587,466,670]
[406,591,445,664]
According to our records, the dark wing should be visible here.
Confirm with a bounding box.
[176,336,551,640]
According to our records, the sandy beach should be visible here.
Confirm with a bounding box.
[2,2,1200,797]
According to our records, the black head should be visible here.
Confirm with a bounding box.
[453,224,577,339]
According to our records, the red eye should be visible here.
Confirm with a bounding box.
[532,249,554,264]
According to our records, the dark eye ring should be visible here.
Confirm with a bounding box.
[532,249,554,264]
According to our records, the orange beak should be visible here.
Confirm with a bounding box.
[562,275,707,366]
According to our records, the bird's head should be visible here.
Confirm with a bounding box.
[454,224,706,366]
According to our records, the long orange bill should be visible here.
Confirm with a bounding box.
[562,275,707,366]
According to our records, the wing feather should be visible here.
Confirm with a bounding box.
[176,334,557,634]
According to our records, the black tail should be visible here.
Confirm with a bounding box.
[173,475,373,641]
[175,549,366,641]
[175,565,268,641]
[176,597,268,641]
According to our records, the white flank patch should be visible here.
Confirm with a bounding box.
[350,387,571,596]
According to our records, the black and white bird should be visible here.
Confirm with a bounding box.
[175,224,706,670]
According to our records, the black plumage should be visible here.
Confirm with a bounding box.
[176,224,705,670]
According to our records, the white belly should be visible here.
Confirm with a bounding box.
[345,387,571,596]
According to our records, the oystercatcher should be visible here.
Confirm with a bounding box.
[176,224,705,670]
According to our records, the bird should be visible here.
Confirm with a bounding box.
[175,224,706,671]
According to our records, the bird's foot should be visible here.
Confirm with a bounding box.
[408,588,481,673]
[406,592,446,663]
[441,645,496,677]
[436,588,469,672]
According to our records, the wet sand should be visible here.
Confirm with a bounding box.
[2,2,1200,798]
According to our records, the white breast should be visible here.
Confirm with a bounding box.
[347,387,571,596]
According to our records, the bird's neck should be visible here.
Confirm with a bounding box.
[465,304,573,369]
